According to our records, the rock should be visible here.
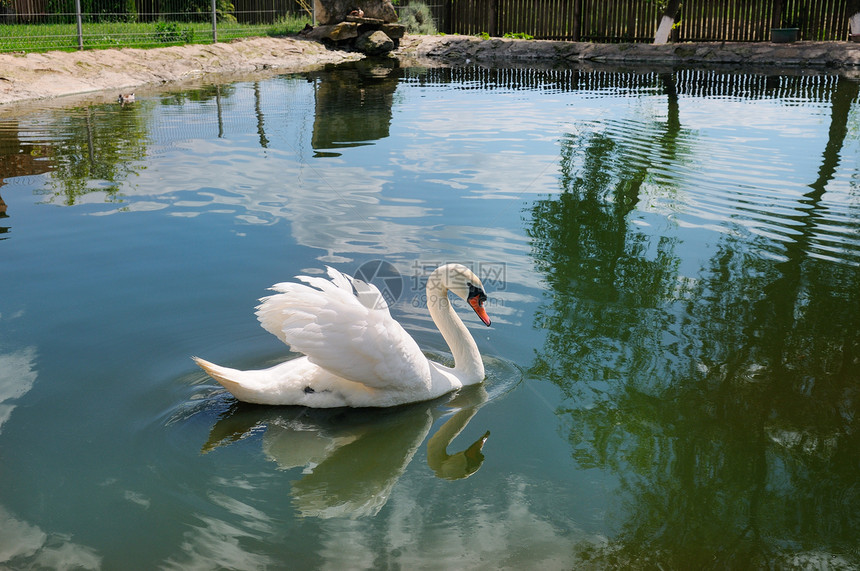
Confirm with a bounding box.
[346,15,384,24]
[303,22,360,42]
[328,21,360,41]
[381,24,405,40]
[313,0,397,26]
[356,30,394,55]
[303,17,402,51]
[394,35,860,76]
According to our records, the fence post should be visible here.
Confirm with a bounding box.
[851,1,860,37]
[772,0,783,29]
[488,0,496,36]
[212,0,218,43]
[445,0,453,34]
[75,0,83,50]
[654,0,680,44]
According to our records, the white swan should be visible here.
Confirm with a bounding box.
[193,263,492,407]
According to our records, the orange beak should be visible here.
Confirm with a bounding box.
[468,294,492,326]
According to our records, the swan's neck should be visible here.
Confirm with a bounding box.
[427,281,485,383]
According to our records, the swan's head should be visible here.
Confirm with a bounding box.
[433,263,492,327]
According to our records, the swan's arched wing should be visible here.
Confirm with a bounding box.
[256,267,431,392]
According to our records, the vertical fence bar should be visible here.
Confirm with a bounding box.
[212,0,218,42]
[75,0,83,49]
[488,0,496,36]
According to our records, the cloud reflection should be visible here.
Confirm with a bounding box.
[0,346,37,430]
[0,347,102,570]
[0,505,102,570]
[11,74,546,327]
[162,508,274,571]
[315,476,602,569]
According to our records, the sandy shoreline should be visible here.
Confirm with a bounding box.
[1,34,859,109]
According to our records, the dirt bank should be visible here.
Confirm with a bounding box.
[0,36,362,107]
[2,34,859,108]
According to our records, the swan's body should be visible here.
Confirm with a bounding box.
[194,263,492,407]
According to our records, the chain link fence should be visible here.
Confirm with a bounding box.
[0,0,311,52]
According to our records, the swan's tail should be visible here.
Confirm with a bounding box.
[192,355,366,407]
[193,356,236,384]
[193,355,324,406]
[192,356,268,403]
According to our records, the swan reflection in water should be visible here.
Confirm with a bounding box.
[202,383,490,518]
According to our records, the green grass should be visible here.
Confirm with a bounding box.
[0,14,311,53]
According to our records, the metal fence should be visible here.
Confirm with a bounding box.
[0,0,309,51]
[2,0,306,24]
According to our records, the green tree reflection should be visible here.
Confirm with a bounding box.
[37,103,149,206]
[528,73,687,403]
[528,75,860,567]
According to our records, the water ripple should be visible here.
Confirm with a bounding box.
[594,112,860,267]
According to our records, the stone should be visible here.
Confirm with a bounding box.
[328,21,360,41]
[356,30,394,56]
[313,0,397,26]
[346,15,384,24]
[381,24,406,40]
[303,21,360,42]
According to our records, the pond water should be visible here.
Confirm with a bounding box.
[1,61,859,569]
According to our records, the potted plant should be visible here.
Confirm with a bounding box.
[772,19,799,43]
